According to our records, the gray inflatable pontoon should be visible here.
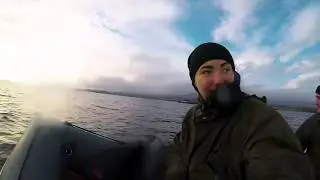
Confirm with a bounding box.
[0,117,166,180]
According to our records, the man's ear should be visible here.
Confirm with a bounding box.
[233,71,241,87]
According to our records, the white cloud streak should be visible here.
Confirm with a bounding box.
[278,5,320,62]
[283,72,320,90]
[212,0,262,45]
[234,47,274,73]
[283,54,320,90]
[285,59,318,74]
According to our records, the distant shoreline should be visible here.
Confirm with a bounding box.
[77,88,317,113]
[76,88,197,103]
[271,106,315,113]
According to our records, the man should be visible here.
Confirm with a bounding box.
[296,85,320,180]
[165,42,314,180]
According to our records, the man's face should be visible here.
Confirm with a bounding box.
[316,94,320,111]
[194,59,234,100]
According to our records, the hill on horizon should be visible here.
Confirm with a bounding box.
[79,87,317,113]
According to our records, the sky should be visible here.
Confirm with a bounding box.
[0,0,320,95]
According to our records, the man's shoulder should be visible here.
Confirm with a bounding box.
[300,112,320,127]
[181,104,200,123]
[234,97,299,150]
[234,97,287,132]
[239,97,276,117]
[305,112,320,121]
[310,112,320,120]
[186,104,201,115]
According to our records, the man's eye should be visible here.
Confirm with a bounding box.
[223,68,231,73]
[202,70,211,75]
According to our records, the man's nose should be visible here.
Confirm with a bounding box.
[209,71,224,88]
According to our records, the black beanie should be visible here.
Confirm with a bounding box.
[316,85,320,95]
[187,42,235,83]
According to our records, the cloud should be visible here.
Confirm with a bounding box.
[278,5,320,62]
[84,76,193,95]
[211,0,277,89]
[283,54,320,90]
[126,53,189,84]
[285,60,314,73]
[226,44,276,90]
[238,60,287,91]
[211,0,262,45]
[283,72,320,90]
[84,52,194,95]
[92,0,192,56]
[285,55,320,74]
[234,47,274,73]
[0,0,192,85]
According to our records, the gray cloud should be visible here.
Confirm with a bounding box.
[83,76,193,95]
[239,62,289,90]
[127,54,188,85]
[82,53,194,95]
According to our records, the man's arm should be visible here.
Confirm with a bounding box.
[244,109,315,180]
[165,107,196,180]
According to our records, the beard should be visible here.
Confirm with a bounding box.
[202,83,245,114]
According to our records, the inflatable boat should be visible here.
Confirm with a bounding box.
[0,117,166,180]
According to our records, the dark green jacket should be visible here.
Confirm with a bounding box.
[166,98,314,180]
[296,113,320,180]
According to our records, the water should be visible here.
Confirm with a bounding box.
[0,82,315,168]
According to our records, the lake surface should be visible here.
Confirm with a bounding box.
[0,82,314,167]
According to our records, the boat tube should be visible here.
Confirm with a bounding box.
[0,117,166,180]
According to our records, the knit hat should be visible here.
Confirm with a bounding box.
[187,42,235,84]
[316,85,320,95]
